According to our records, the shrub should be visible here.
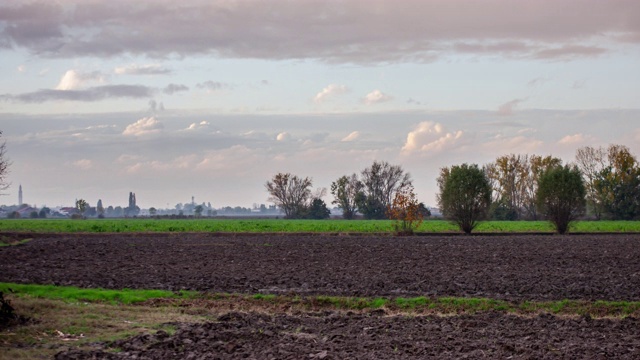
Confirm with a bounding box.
[387,185,423,235]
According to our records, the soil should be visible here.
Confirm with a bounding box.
[2,232,640,358]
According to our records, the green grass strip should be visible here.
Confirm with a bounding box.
[3,283,640,317]
[2,219,640,234]
[0,283,198,305]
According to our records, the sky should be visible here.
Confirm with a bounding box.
[0,0,639,209]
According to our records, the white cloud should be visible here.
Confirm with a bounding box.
[122,116,163,136]
[114,64,171,75]
[55,70,106,90]
[314,84,348,103]
[402,121,464,154]
[276,132,291,141]
[184,121,210,131]
[341,131,360,142]
[558,133,595,145]
[363,90,393,105]
[17,65,26,73]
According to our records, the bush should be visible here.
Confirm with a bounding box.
[386,186,423,235]
[536,165,586,234]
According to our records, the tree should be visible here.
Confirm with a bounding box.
[149,207,157,216]
[306,198,331,219]
[75,199,88,218]
[0,131,9,194]
[575,146,607,219]
[126,192,140,217]
[194,205,203,217]
[437,164,492,234]
[595,145,640,220]
[536,165,586,234]
[330,174,362,219]
[38,207,50,219]
[265,173,313,219]
[386,185,423,235]
[357,161,412,219]
[522,155,563,220]
[96,199,105,217]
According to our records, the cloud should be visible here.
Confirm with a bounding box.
[482,135,544,155]
[558,133,595,145]
[71,159,93,170]
[363,90,393,105]
[122,116,163,136]
[341,131,360,142]
[276,132,291,141]
[314,84,348,103]
[196,81,228,92]
[55,70,106,90]
[163,83,189,95]
[114,64,171,75]
[1,85,154,103]
[497,98,527,116]
[402,121,464,154]
[527,77,549,88]
[3,1,634,63]
[17,65,26,73]
[184,121,210,131]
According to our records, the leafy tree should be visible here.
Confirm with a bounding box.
[330,174,362,219]
[38,207,50,218]
[594,145,640,220]
[29,211,38,219]
[386,185,423,235]
[194,205,204,217]
[357,161,411,219]
[536,165,586,234]
[126,192,140,217]
[0,131,9,194]
[437,164,492,234]
[265,173,313,219]
[306,198,331,219]
[149,207,157,216]
[96,199,104,217]
[75,199,88,218]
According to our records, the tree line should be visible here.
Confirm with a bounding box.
[266,144,640,234]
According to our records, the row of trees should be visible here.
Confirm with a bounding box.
[266,144,640,234]
[483,145,640,221]
[265,161,429,221]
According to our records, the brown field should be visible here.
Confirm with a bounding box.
[2,233,640,359]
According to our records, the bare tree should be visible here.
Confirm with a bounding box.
[357,161,412,219]
[575,146,607,219]
[265,173,313,219]
[522,155,562,220]
[0,131,10,194]
[330,174,362,219]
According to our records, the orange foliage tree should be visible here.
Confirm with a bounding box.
[386,185,423,235]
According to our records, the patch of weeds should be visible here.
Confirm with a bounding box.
[252,294,277,301]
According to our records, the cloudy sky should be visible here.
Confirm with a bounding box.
[1,0,639,209]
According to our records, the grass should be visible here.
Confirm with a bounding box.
[0,283,198,305]
[3,283,640,359]
[1,218,640,234]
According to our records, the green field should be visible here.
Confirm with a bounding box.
[1,218,639,233]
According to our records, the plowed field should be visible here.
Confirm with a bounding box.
[2,233,640,359]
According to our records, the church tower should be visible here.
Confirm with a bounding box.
[18,184,23,206]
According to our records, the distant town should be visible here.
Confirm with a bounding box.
[0,185,442,219]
